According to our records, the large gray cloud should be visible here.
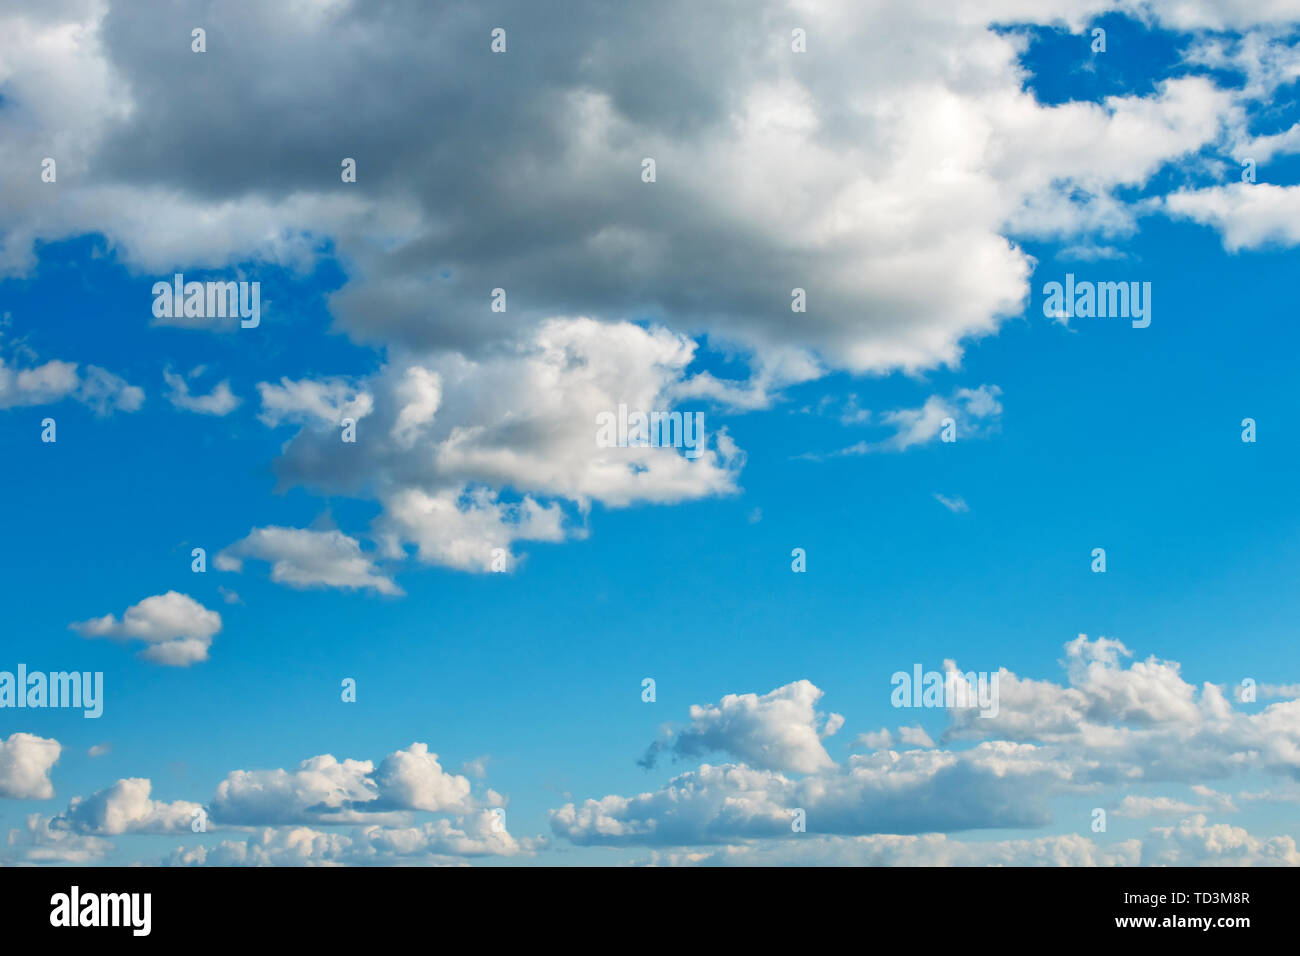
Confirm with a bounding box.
[4,0,1291,568]
[0,0,1263,370]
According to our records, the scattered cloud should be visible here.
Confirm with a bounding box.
[71,591,222,666]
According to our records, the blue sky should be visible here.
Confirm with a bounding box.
[2,1,1300,866]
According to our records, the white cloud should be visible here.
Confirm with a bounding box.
[71,591,222,666]
[1141,814,1300,866]
[253,319,744,573]
[0,354,143,414]
[0,732,61,799]
[217,526,401,595]
[163,743,530,864]
[553,636,1300,853]
[209,743,494,827]
[373,743,478,814]
[389,365,441,449]
[1164,183,1300,251]
[163,367,240,415]
[640,680,840,774]
[53,777,200,834]
[899,726,937,749]
[257,376,373,429]
[211,754,381,827]
[809,385,1003,459]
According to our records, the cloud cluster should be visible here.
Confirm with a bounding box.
[210,743,496,826]
[4,0,1293,565]
[3,739,533,866]
[552,636,1300,862]
[639,679,841,773]
[0,353,143,415]
[255,318,743,573]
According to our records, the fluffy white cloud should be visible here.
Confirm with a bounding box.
[166,826,350,867]
[217,526,401,595]
[0,354,143,414]
[377,487,569,574]
[553,637,1300,855]
[1113,786,1236,818]
[641,680,841,774]
[555,745,1068,846]
[164,743,529,865]
[264,319,743,572]
[373,743,479,814]
[211,754,381,826]
[71,591,221,666]
[0,732,61,799]
[210,743,494,826]
[52,777,200,834]
[1164,183,1300,251]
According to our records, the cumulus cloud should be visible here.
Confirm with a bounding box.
[1,0,1283,567]
[210,743,492,827]
[640,680,841,774]
[373,743,480,814]
[162,743,528,865]
[553,637,1300,858]
[264,319,743,572]
[555,749,1067,846]
[7,739,525,865]
[1164,183,1300,251]
[0,732,61,800]
[257,376,373,430]
[216,526,401,595]
[211,754,382,827]
[71,590,221,665]
[52,777,200,834]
